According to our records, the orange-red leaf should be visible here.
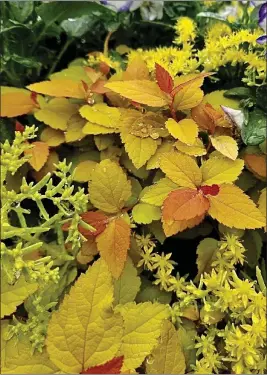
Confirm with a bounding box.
[244,154,266,179]
[162,215,205,237]
[62,211,109,237]
[24,141,49,171]
[91,79,110,94]
[155,63,173,94]
[96,217,131,279]
[81,356,124,374]
[162,188,210,221]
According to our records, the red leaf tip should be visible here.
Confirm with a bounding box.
[81,356,124,374]
[199,184,220,197]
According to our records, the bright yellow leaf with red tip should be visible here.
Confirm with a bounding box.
[46,259,123,373]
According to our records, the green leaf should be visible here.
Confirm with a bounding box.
[241,109,266,146]
[113,257,141,306]
[235,170,258,192]
[224,87,251,100]
[197,11,232,25]
[37,2,112,25]
[243,230,262,268]
[195,238,219,282]
[61,15,95,38]
[256,85,267,113]
[10,54,42,68]
[136,278,172,304]
[8,1,34,23]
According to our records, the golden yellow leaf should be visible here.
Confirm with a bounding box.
[141,178,178,207]
[79,103,121,128]
[1,273,38,318]
[96,218,131,279]
[46,259,123,373]
[172,74,204,111]
[124,58,150,80]
[65,114,87,143]
[166,118,198,145]
[34,98,78,131]
[258,188,266,221]
[0,88,36,117]
[208,184,266,229]
[89,159,132,213]
[175,138,206,156]
[121,132,158,169]
[40,127,65,147]
[160,151,202,188]
[83,122,119,135]
[105,80,169,107]
[210,135,238,160]
[132,203,161,224]
[73,160,97,182]
[1,321,58,374]
[147,141,174,170]
[50,66,92,84]
[146,320,186,374]
[27,80,85,99]
[24,141,49,171]
[116,301,169,371]
[32,151,59,182]
[113,257,141,306]
[201,157,244,185]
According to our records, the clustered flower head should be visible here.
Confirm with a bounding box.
[125,18,266,86]
[137,233,266,374]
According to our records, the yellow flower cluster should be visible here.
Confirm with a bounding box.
[126,21,266,85]
[137,234,266,374]
[173,17,196,47]
[88,52,121,72]
[128,47,199,78]
[199,27,266,86]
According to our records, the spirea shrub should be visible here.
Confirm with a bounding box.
[1,2,266,374]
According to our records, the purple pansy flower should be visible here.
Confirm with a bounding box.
[100,0,163,21]
[257,2,267,45]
